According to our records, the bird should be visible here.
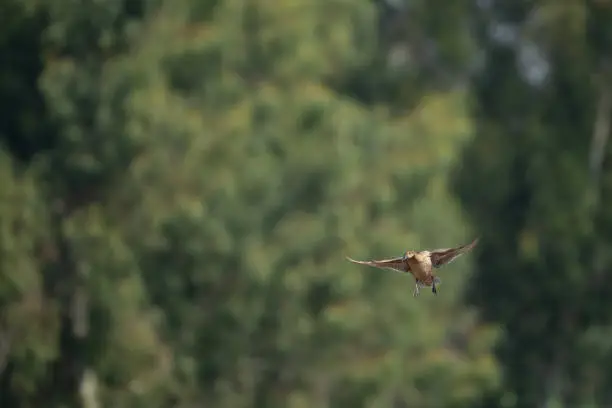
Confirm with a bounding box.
[345,237,479,297]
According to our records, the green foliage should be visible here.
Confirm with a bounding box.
[454,1,612,406]
[0,151,54,398]
[117,2,498,406]
[0,0,502,407]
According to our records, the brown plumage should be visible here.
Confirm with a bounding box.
[346,237,479,296]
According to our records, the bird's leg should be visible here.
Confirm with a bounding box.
[413,282,420,297]
[432,276,440,295]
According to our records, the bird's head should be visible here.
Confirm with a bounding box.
[402,250,415,261]
[433,276,441,286]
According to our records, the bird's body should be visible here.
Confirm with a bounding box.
[346,238,479,296]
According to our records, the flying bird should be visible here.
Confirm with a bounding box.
[345,238,479,297]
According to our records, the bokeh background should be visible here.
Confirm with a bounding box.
[1,0,612,407]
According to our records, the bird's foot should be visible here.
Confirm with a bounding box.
[413,284,420,297]
[432,277,440,295]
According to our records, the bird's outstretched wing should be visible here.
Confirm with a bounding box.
[345,256,410,273]
[430,237,479,268]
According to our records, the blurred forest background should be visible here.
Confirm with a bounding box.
[1,0,612,407]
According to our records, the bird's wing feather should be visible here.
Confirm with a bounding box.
[430,237,479,268]
[345,256,410,273]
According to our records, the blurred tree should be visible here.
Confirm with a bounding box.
[0,0,174,407]
[330,0,476,113]
[1,0,501,407]
[116,1,500,407]
[454,1,612,406]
